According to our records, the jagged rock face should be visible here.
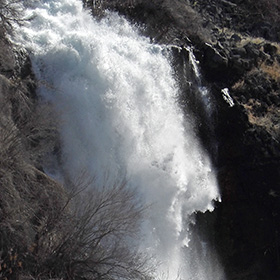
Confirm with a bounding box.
[190,2,280,279]
[189,0,280,42]
[83,1,280,279]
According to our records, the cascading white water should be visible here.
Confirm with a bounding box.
[14,0,224,278]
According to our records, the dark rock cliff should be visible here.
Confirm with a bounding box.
[83,0,280,279]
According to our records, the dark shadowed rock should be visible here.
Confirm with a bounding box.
[263,43,278,56]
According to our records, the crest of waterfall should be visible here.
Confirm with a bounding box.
[14,0,224,278]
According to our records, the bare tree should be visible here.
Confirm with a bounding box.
[36,176,153,280]
[0,0,23,33]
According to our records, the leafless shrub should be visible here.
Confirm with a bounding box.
[0,116,22,169]
[0,0,23,34]
[0,59,63,279]
[19,100,59,165]
[1,169,153,279]
[4,73,60,167]
[0,108,153,279]
[34,176,153,280]
[0,159,68,279]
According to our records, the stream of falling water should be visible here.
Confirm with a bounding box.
[14,0,224,278]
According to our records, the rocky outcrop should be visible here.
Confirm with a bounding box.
[189,0,280,42]
[189,3,280,279]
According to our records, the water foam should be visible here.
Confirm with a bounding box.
[14,0,222,278]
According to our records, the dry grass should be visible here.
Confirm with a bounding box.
[237,37,265,48]
[232,79,245,91]
[242,99,280,139]
[259,61,280,82]
[236,35,280,55]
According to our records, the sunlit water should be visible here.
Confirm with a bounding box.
[14,0,224,278]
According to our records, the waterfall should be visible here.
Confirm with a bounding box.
[14,0,223,278]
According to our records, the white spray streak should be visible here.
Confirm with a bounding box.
[222,88,235,107]
[14,0,222,278]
